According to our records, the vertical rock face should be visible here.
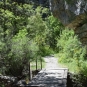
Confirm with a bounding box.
[49,0,87,46]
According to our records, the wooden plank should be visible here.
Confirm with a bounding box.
[28,68,68,87]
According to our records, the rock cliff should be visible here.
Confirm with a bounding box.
[49,0,87,46]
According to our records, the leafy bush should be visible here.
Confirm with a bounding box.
[46,15,64,51]
[0,2,49,76]
[5,29,39,76]
[57,28,86,73]
[39,45,54,56]
[80,61,87,76]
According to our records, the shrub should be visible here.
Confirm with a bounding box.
[57,28,86,73]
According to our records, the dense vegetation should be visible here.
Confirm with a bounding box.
[57,28,87,74]
[0,0,63,81]
[0,0,87,87]
[57,29,87,87]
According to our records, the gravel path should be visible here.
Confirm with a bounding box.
[44,55,61,69]
[29,56,68,87]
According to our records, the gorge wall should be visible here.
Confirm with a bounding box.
[49,0,87,46]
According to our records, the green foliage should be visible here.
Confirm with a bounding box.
[0,0,57,76]
[39,45,54,57]
[0,83,4,87]
[45,15,63,51]
[57,29,85,62]
[57,28,87,73]
[0,0,63,77]
[11,29,39,61]
[79,61,87,76]
[0,26,5,50]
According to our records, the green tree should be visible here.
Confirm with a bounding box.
[5,29,39,79]
[0,0,63,78]
[45,15,63,51]
[57,28,86,73]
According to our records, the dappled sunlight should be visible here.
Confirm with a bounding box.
[29,69,68,87]
[28,56,68,87]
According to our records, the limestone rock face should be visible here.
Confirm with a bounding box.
[49,0,87,45]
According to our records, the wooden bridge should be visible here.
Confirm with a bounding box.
[0,68,68,87]
[28,68,68,87]
[0,56,68,87]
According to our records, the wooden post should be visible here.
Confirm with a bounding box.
[28,61,31,80]
[40,57,42,69]
[36,57,37,71]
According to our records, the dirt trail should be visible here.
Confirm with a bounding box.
[29,56,68,87]
[44,56,62,69]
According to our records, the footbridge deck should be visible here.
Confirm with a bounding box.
[28,68,68,87]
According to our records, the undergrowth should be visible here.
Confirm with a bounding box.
[57,28,87,76]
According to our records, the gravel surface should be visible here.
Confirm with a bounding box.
[44,56,61,69]
[29,56,68,87]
